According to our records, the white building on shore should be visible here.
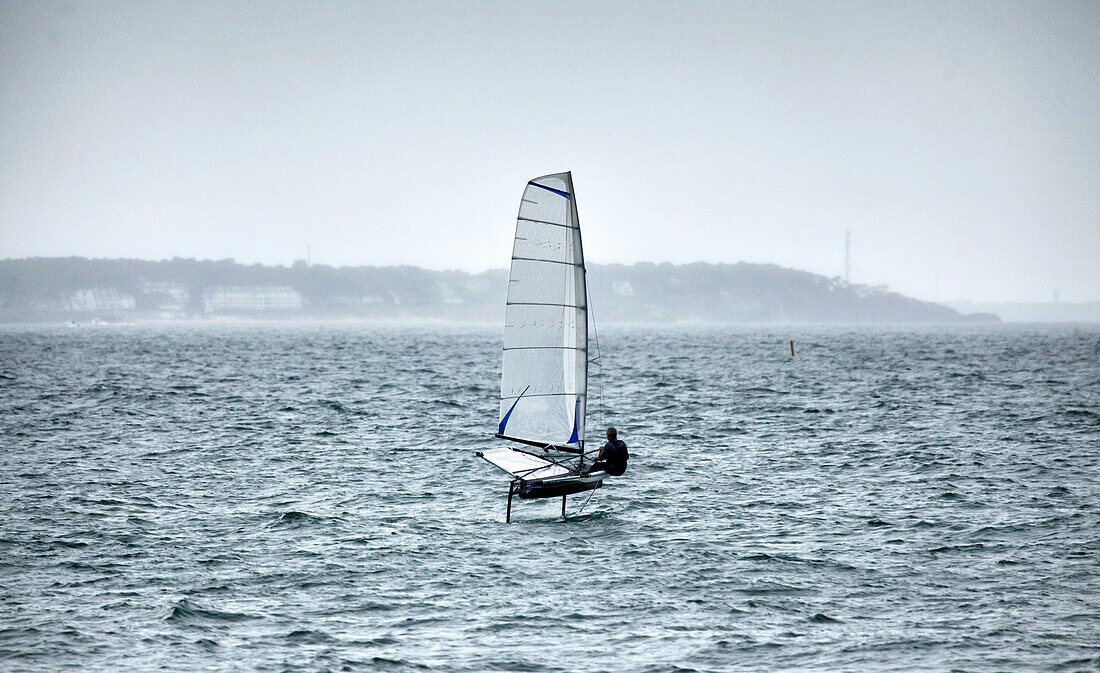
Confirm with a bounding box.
[68,288,136,311]
[139,281,190,313]
[202,286,303,313]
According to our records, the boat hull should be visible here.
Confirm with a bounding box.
[517,475,604,500]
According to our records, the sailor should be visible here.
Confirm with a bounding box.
[589,426,629,476]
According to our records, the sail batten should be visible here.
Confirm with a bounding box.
[501,391,581,400]
[498,172,587,450]
[527,181,572,199]
[503,346,588,352]
[518,217,575,229]
[510,257,584,267]
[506,302,587,309]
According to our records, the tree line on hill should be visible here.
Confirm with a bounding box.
[0,257,998,323]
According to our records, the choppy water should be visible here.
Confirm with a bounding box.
[1,323,1098,672]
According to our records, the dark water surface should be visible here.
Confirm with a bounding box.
[1,323,1098,672]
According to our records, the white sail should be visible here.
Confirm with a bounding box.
[477,447,572,481]
[497,172,587,450]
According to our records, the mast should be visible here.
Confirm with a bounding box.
[570,173,587,455]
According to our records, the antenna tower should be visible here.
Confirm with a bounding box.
[844,230,851,284]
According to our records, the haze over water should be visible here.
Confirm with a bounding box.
[2,323,1098,671]
[3,2,1099,302]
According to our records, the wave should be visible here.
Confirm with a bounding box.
[809,613,842,623]
[165,598,255,624]
[284,629,336,644]
[270,510,328,528]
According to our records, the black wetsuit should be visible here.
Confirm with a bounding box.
[590,439,629,476]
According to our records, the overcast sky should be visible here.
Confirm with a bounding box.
[2,1,1097,302]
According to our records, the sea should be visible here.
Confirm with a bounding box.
[1,322,1098,672]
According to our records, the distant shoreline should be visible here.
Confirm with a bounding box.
[945,300,1100,324]
[6,318,1097,329]
[0,256,1012,324]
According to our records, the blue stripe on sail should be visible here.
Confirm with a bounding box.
[528,181,571,199]
[567,398,580,444]
[498,385,530,435]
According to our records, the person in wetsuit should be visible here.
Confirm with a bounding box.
[589,426,629,476]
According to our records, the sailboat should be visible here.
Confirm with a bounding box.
[476,172,606,522]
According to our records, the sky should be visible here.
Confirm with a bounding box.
[1,1,1097,303]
